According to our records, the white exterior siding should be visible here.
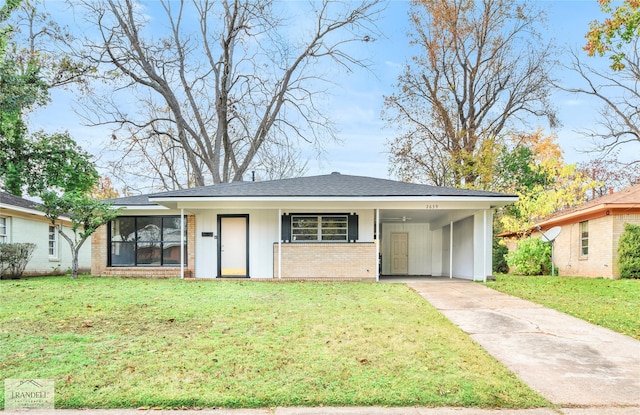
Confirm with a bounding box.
[381,222,432,275]
[194,209,280,279]
[194,210,217,279]
[452,216,474,279]
[430,228,443,277]
[473,209,493,281]
[6,215,91,275]
[194,208,376,279]
[248,210,279,279]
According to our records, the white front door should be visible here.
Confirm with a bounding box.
[218,216,248,277]
[391,232,408,274]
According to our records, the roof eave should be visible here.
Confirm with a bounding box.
[536,203,639,227]
[148,195,518,203]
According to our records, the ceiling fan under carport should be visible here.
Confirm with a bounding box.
[385,216,413,222]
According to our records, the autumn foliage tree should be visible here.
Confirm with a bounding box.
[90,176,121,201]
[495,130,596,236]
[384,0,556,188]
[585,0,640,71]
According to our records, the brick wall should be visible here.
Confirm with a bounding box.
[552,214,640,279]
[273,243,377,281]
[91,215,196,278]
[554,216,613,278]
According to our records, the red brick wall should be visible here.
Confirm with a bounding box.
[91,215,196,278]
[273,243,377,281]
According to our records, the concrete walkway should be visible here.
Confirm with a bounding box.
[407,280,640,414]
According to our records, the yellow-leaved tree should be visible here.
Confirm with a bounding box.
[495,129,598,236]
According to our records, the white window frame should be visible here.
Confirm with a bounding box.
[291,214,348,242]
[49,225,59,259]
[579,220,588,257]
[0,217,8,244]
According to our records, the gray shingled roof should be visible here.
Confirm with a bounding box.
[0,191,41,211]
[106,193,161,206]
[120,173,513,202]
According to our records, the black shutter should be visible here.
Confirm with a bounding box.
[348,214,358,242]
[281,214,291,242]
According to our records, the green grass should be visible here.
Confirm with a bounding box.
[1,276,550,409]
[486,274,640,340]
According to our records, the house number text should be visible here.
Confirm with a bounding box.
[425,204,439,209]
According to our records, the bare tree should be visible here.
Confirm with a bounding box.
[72,0,382,191]
[9,0,91,89]
[578,154,640,200]
[562,46,640,160]
[384,0,556,187]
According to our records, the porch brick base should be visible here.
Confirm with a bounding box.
[274,242,377,281]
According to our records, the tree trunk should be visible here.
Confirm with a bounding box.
[71,247,80,279]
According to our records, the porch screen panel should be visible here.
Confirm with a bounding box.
[162,217,185,265]
[110,217,136,266]
[136,217,162,265]
[108,216,188,267]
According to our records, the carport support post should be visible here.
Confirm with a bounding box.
[483,209,487,283]
[376,208,380,282]
[180,208,184,279]
[449,220,453,279]
[278,209,282,279]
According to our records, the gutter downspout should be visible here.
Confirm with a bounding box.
[180,208,185,279]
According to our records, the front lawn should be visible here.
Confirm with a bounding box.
[0,276,549,409]
[486,274,640,340]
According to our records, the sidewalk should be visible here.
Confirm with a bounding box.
[1,406,637,414]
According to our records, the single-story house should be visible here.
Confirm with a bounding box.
[0,191,92,276]
[531,183,640,279]
[91,173,517,281]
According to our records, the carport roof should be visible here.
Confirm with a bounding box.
[109,173,516,206]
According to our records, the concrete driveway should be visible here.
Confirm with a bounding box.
[406,280,640,412]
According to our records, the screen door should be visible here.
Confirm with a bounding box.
[218,215,248,277]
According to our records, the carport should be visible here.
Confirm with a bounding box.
[377,203,499,281]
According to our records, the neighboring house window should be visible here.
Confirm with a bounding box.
[108,216,187,267]
[48,225,58,258]
[580,221,589,257]
[0,217,7,243]
[282,213,358,242]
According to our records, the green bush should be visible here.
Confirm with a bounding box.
[618,223,640,279]
[493,237,509,273]
[0,243,37,279]
[506,238,551,276]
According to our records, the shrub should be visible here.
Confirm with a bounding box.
[493,237,509,273]
[506,237,551,276]
[0,243,37,279]
[618,223,640,279]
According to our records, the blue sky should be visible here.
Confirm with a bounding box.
[27,0,636,183]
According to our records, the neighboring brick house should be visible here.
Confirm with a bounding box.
[533,184,640,279]
[91,173,517,281]
[0,191,92,276]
